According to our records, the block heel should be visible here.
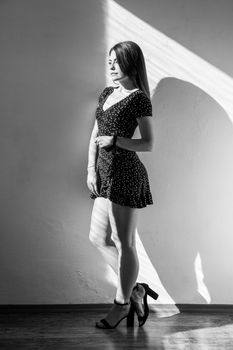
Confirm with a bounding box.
[126,302,135,327]
[131,282,159,327]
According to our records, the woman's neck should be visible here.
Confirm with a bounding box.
[117,77,138,91]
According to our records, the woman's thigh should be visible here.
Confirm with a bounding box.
[108,201,138,248]
[89,197,112,247]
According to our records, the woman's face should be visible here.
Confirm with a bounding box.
[108,50,128,83]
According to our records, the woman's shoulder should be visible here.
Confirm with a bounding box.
[103,85,114,90]
[133,90,152,117]
[98,86,114,100]
[133,90,152,108]
[97,86,112,103]
[135,89,151,101]
[102,85,115,94]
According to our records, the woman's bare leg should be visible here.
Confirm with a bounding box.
[89,197,118,274]
[96,200,139,327]
[109,201,139,303]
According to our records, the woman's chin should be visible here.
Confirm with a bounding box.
[111,76,119,82]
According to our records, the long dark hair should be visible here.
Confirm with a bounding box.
[109,41,150,99]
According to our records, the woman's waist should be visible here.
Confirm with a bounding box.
[98,147,137,159]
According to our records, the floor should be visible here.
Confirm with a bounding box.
[1,309,233,349]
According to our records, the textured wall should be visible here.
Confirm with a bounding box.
[0,0,107,304]
[0,0,233,305]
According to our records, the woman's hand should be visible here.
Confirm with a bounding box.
[87,168,99,196]
[95,136,114,149]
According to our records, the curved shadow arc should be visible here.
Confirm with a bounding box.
[105,0,233,122]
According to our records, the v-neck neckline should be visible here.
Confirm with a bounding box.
[102,87,139,112]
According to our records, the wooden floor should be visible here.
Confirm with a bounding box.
[1,308,233,349]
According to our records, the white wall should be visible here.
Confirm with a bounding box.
[0,0,232,305]
[0,0,107,304]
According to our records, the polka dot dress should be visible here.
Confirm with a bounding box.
[90,86,153,208]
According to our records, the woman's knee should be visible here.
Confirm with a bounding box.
[111,233,136,251]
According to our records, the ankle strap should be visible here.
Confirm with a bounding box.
[114,299,130,306]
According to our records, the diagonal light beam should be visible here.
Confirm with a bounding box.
[104,0,233,122]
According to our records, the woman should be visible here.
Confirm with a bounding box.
[87,41,158,329]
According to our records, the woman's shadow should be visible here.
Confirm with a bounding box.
[92,77,233,350]
[139,77,233,306]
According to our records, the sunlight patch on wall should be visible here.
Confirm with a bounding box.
[194,252,211,304]
[104,0,233,122]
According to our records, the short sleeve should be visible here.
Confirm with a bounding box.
[134,93,152,118]
[98,86,112,104]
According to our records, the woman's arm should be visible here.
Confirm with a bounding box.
[87,120,99,196]
[96,116,154,152]
[116,116,154,152]
[87,120,99,170]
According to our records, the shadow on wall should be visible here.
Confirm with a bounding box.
[139,77,233,304]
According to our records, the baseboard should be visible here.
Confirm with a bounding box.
[176,304,233,313]
[0,303,233,314]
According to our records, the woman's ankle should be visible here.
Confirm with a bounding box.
[114,298,130,305]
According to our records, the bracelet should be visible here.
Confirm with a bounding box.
[112,135,117,147]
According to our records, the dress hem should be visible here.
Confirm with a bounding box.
[90,193,153,209]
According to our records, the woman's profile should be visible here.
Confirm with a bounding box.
[87,41,158,329]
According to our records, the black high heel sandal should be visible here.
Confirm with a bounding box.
[95,299,135,329]
[131,283,159,327]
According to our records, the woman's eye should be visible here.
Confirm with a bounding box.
[108,60,118,65]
